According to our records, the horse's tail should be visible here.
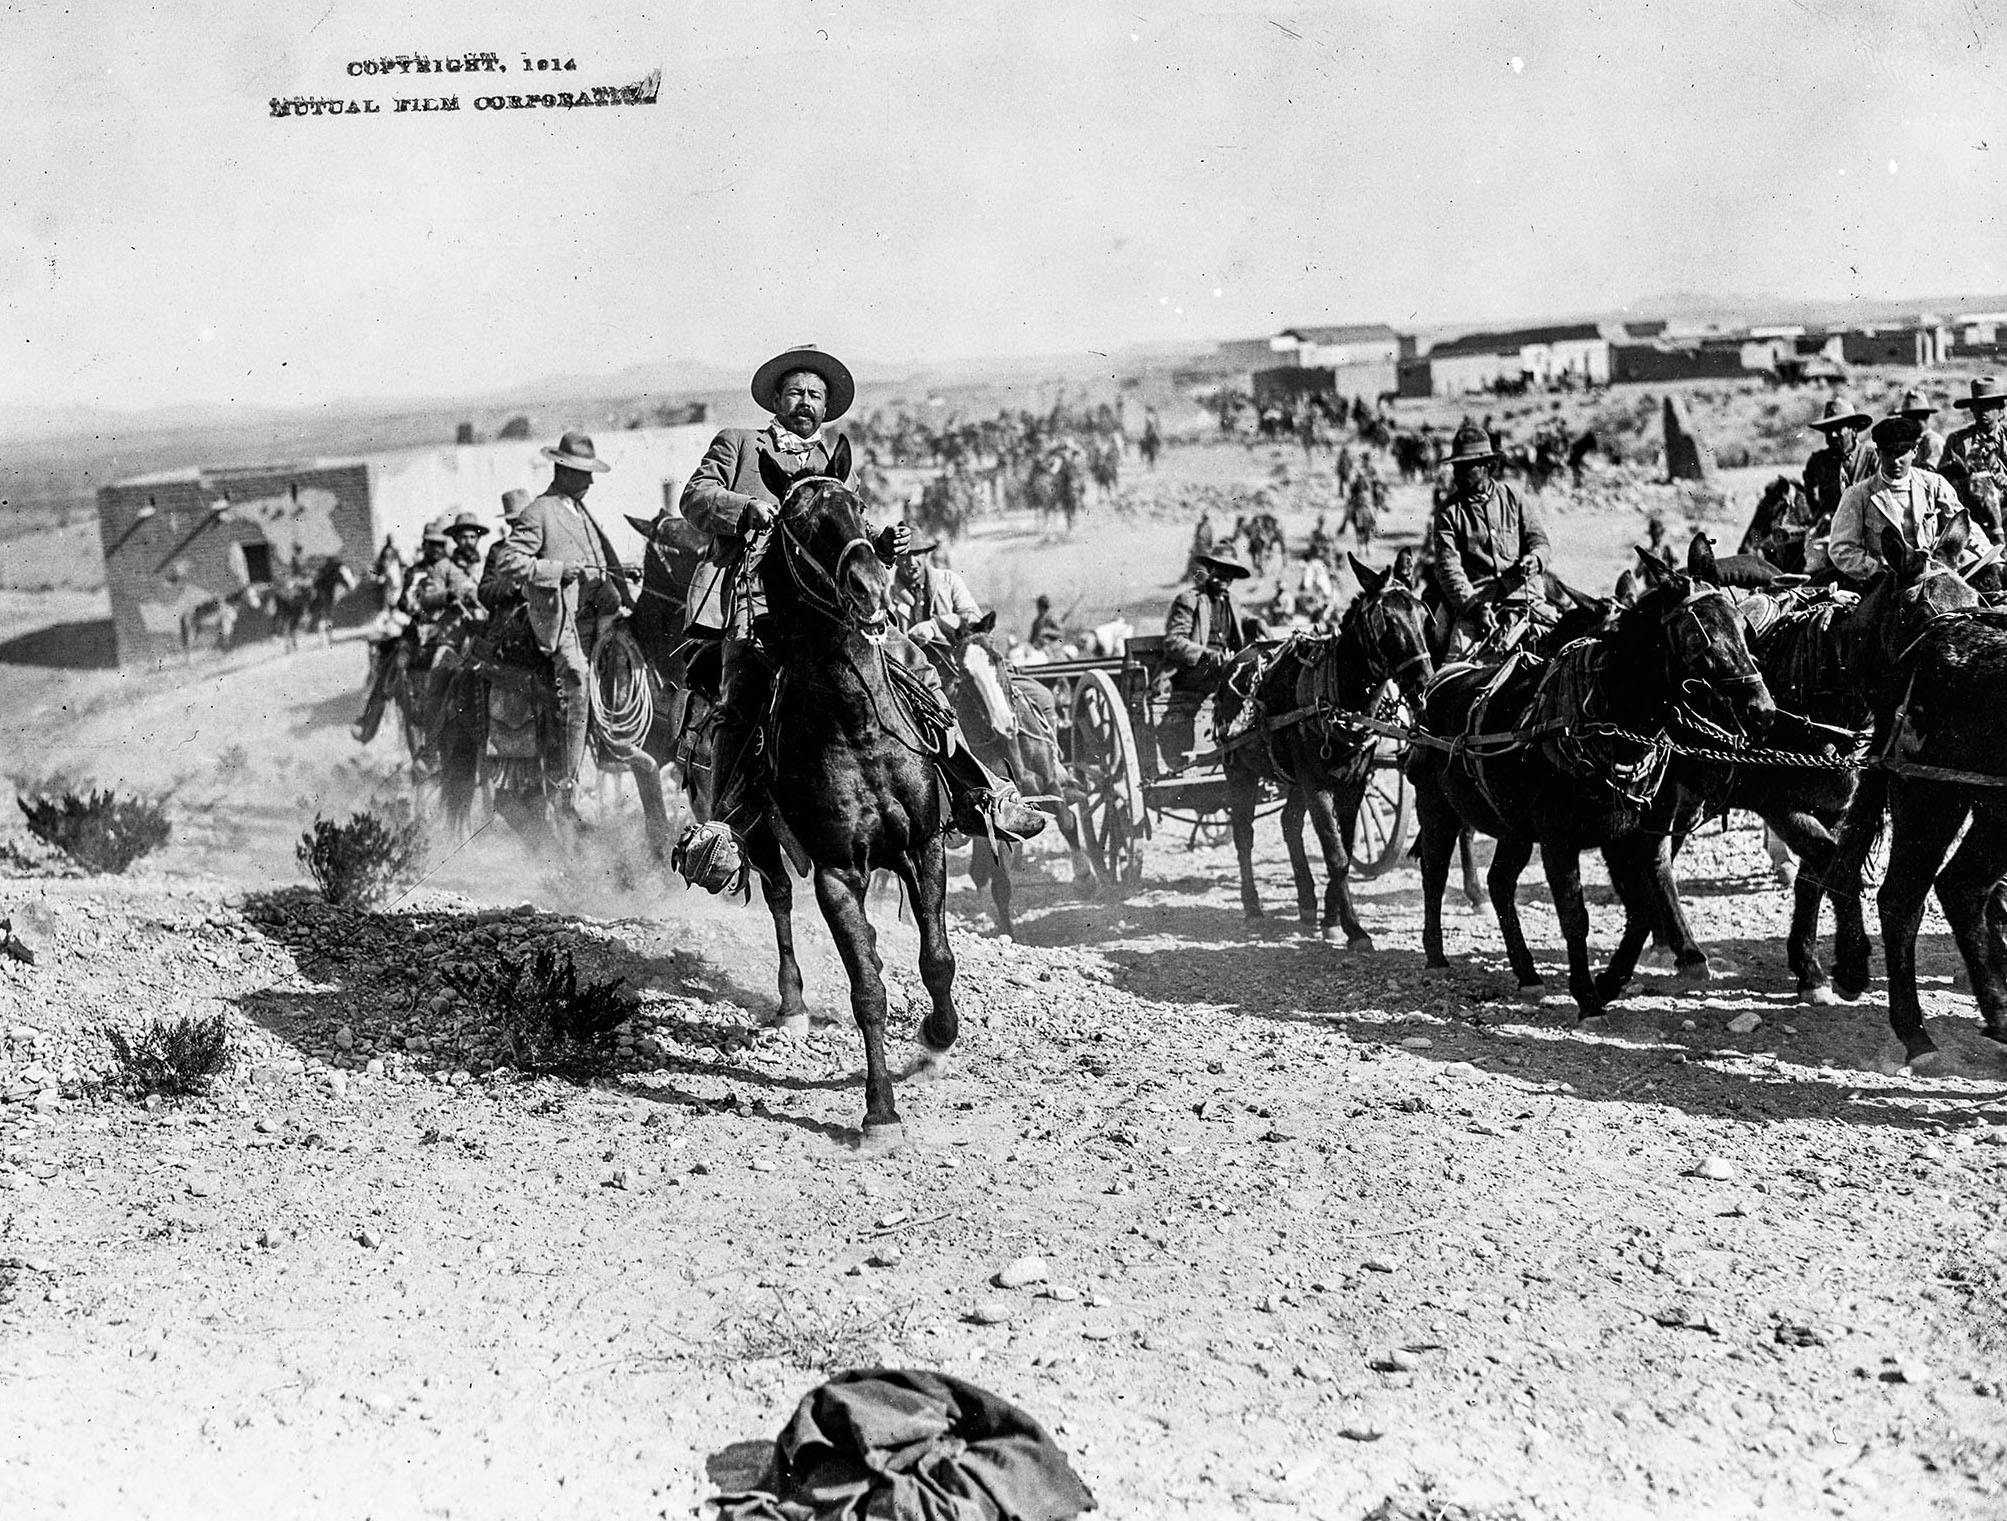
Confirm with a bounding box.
[1827,763,1888,898]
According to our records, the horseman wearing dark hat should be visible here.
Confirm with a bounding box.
[1160,551,1251,763]
[1429,421,1552,651]
[1848,387,1944,485]
[674,345,1042,891]
[1802,397,1870,525]
[1828,415,1994,584]
[490,432,631,820]
[1938,376,2007,541]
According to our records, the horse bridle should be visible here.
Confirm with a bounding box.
[1350,583,1433,690]
[768,475,888,635]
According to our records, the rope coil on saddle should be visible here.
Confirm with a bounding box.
[589,623,657,765]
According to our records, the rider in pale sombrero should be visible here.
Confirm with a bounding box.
[1803,396,1871,526]
[490,430,631,826]
[1939,376,2007,540]
[1428,420,1552,653]
[675,346,1043,892]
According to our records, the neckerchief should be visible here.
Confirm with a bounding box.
[765,421,823,458]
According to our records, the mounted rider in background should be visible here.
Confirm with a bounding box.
[672,345,1043,894]
[1428,421,1553,654]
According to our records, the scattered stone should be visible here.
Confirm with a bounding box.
[356,1226,381,1250]
[254,1118,278,1135]
[1295,1360,1335,1384]
[1362,1256,1397,1274]
[1372,1349,1418,1372]
[333,1026,355,1050]
[874,1211,909,1229]
[1104,1180,1130,1196]
[968,1299,1014,1326]
[1338,1422,1385,1442]
[1078,1326,1115,1342]
[1774,1321,1827,1348]
[1689,1155,1737,1181]
[326,1072,349,1097]
[1882,1356,1933,1386]
[1725,1013,1763,1035]
[995,1255,1049,1289]
[365,1058,384,1078]
[1040,1285,1080,1303]
[1680,1020,1697,1032]
[749,1159,776,1174]
[867,1248,902,1269]
[256,1227,283,1249]
[1399,1036,1433,1050]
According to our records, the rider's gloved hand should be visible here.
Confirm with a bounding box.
[876,524,912,562]
[743,498,776,532]
[1473,604,1499,634]
[561,564,582,586]
[1513,554,1542,578]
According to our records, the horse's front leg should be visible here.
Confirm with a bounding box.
[906,840,959,1065]
[1306,777,1368,948]
[1486,835,1539,991]
[749,826,810,1036]
[813,864,900,1144]
[1227,759,1266,921]
[1541,845,1601,1018]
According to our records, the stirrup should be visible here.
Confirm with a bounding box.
[961,782,1046,843]
[672,821,749,896]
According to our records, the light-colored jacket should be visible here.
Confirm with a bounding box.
[680,427,844,635]
[1827,468,1990,582]
[490,487,623,653]
[894,564,982,645]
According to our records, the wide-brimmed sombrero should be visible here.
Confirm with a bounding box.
[1809,398,1871,433]
[1445,421,1500,465]
[1196,553,1252,581]
[447,511,490,537]
[541,429,611,473]
[1953,376,2007,411]
[751,345,855,421]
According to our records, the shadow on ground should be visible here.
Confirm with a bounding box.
[230,886,870,1144]
[0,618,116,669]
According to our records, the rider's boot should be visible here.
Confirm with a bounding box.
[673,645,769,895]
[938,732,1046,842]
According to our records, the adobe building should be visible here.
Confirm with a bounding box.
[94,424,714,666]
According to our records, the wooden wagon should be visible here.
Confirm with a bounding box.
[1012,634,1413,886]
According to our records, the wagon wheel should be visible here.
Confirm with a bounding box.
[1350,680,1414,879]
[1069,670,1146,886]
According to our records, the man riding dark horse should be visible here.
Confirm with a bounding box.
[673,345,1042,893]
[1429,421,1553,654]
[1802,397,1871,530]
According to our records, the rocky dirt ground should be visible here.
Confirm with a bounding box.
[2,442,2004,1520]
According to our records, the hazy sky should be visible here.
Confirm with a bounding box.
[3,0,2003,412]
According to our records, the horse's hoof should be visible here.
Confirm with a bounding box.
[1798,983,1842,1008]
[857,1122,906,1153]
[1345,935,1375,953]
[1906,1049,1951,1077]
[1244,907,1266,922]
[766,1011,811,1041]
[1671,958,1712,986]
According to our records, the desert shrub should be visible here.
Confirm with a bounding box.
[489,945,635,1078]
[17,789,170,873]
[296,807,423,907]
[99,1014,232,1097]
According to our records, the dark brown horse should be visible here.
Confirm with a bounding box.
[1411,543,1777,1018]
[691,447,962,1146]
[1827,518,2007,1069]
[1217,552,1436,945]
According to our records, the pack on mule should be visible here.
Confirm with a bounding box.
[1215,550,1436,944]
[1410,540,1777,1018]
[662,447,965,1147]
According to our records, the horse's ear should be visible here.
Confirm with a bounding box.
[624,514,654,539]
[1935,508,1971,569]
[757,449,793,507]
[972,609,998,635]
[1687,531,1721,585]
[1613,568,1639,606]
[1878,523,1912,581]
[1553,578,1594,609]
[1634,547,1672,588]
[827,434,854,485]
[1348,553,1387,595]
